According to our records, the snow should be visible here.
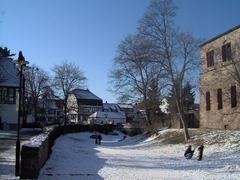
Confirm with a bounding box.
[88,111,126,124]
[0,145,19,180]
[24,127,53,147]
[118,103,133,109]
[24,133,49,147]
[89,111,126,119]
[0,130,33,180]
[38,129,240,180]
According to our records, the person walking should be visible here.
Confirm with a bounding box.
[98,134,102,145]
[95,133,99,144]
[197,145,204,161]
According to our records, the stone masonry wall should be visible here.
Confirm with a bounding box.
[200,27,240,129]
[20,124,116,179]
[20,125,88,179]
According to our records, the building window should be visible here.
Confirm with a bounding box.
[230,85,237,108]
[48,109,55,114]
[8,88,15,102]
[0,88,2,102]
[206,91,211,111]
[83,108,90,113]
[222,43,232,62]
[206,50,214,67]
[70,114,76,119]
[217,89,222,110]
[0,87,16,104]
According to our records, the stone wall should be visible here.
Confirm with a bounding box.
[119,123,144,136]
[21,137,49,179]
[20,125,89,179]
[200,27,240,129]
[20,124,116,179]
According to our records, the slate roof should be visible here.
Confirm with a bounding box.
[103,103,121,112]
[118,103,134,109]
[0,57,19,87]
[71,89,102,101]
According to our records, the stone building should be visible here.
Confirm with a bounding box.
[200,25,240,129]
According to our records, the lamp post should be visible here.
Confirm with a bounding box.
[13,51,29,176]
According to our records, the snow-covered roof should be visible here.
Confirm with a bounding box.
[89,111,126,119]
[71,89,102,101]
[103,103,121,112]
[0,57,19,87]
[118,103,134,109]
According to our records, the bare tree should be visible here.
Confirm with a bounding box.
[139,0,200,141]
[52,62,86,125]
[109,34,166,125]
[24,65,49,121]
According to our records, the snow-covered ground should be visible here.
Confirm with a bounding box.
[0,129,41,180]
[38,129,240,180]
[0,141,18,180]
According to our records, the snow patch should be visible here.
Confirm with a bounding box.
[38,129,240,180]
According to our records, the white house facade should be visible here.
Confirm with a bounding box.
[0,57,19,130]
[67,89,103,123]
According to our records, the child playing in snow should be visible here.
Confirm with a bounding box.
[184,145,195,159]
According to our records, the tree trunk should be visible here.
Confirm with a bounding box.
[178,109,190,142]
[143,94,151,125]
[175,94,190,142]
[64,100,67,126]
[34,100,38,122]
[172,77,190,142]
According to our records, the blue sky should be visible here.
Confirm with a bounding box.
[0,0,240,102]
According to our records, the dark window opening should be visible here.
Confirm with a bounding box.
[48,109,55,114]
[0,87,16,104]
[217,89,222,110]
[206,50,214,67]
[222,43,232,62]
[231,86,237,108]
[206,91,211,111]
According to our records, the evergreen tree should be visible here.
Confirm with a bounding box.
[182,82,195,111]
[167,81,195,113]
[147,78,161,116]
[0,47,15,58]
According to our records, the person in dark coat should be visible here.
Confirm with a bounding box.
[95,135,98,144]
[184,145,194,159]
[98,134,102,145]
[197,145,204,161]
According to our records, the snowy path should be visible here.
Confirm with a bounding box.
[0,130,35,180]
[38,132,240,180]
[0,140,18,180]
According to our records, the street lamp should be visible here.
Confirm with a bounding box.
[13,51,29,176]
